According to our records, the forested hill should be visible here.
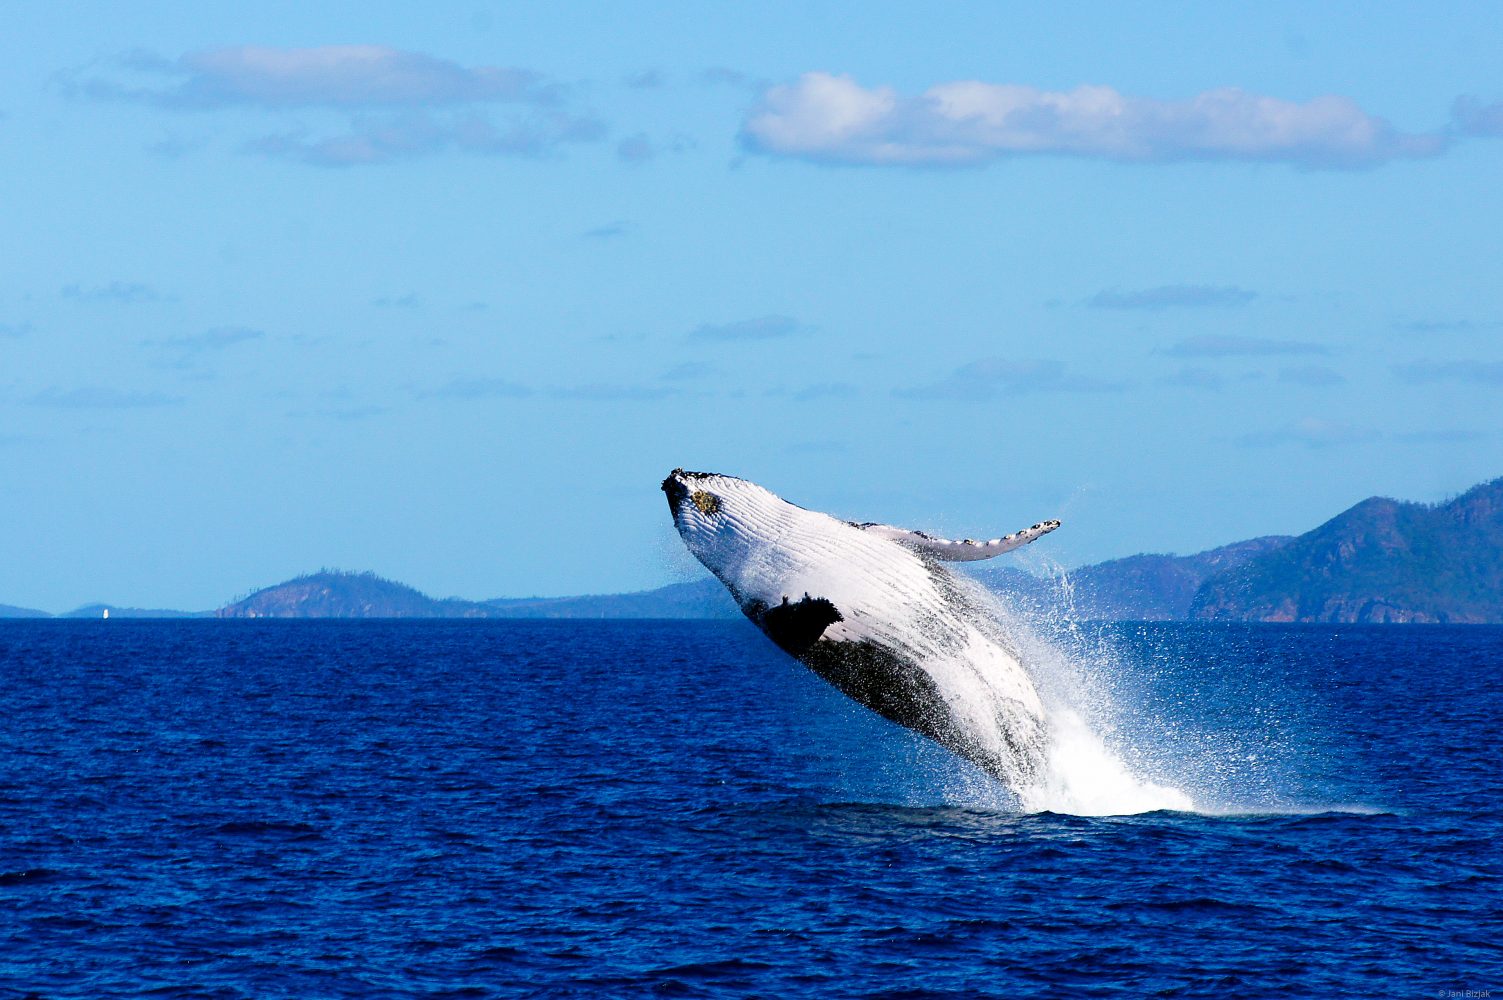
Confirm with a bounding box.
[217,571,501,619]
[1189,478,1503,623]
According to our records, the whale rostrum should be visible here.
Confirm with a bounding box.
[662,468,1060,793]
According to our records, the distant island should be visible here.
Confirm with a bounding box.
[214,571,739,620]
[6,476,1501,623]
[219,571,503,619]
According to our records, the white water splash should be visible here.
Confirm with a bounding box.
[955,571,1198,816]
[1020,706,1195,815]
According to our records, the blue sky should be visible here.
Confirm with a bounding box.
[3,3,1501,611]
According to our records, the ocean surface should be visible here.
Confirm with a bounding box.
[0,619,1499,998]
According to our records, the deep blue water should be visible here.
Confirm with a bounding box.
[1,620,1499,998]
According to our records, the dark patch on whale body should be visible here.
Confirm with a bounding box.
[746,594,844,657]
[743,593,1042,787]
[799,636,951,744]
[801,635,1043,787]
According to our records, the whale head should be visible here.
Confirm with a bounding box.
[662,468,810,588]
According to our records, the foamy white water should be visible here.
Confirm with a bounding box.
[954,574,1199,816]
[1020,707,1196,815]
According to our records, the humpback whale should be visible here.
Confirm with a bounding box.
[662,468,1060,793]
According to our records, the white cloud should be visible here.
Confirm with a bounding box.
[742,73,1443,169]
[78,46,553,109]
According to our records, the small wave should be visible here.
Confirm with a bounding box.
[646,959,775,979]
[1105,896,1272,915]
[212,819,323,839]
[0,867,63,886]
[1192,804,1395,819]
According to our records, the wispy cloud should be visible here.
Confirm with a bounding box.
[1392,318,1502,334]
[742,73,1444,169]
[416,377,532,400]
[549,384,678,401]
[246,109,605,166]
[689,315,801,342]
[615,132,691,162]
[373,293,421,309]
[145,133,207,159]
[155,326,264,351]
[616,133,655,162]
[1238,418,1481,448]
[317,404,390,421]
[699,67,755,88]
[71,46,557,109]
[70,46,607,166]
[1452,96,1503,137]
[623,70,665,90]
[900,358,1125,400]
[1393,359,1503,386]
[29,386,184,408]
[1087,285,1257,310]
[1160,366,1232,390]
[1277,365,1344,386]
[792,382,858,402]
[410,378,679,403]
[1166,335,1329,358]
[660,362,718,382]
[583,220,632,239]
[61,281,169,304]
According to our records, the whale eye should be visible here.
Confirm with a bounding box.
[691,490,721,516]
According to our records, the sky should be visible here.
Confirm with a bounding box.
[2,2,1501,612]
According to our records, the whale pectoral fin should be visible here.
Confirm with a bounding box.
[756,594,844,656]
[856,519,1061,561]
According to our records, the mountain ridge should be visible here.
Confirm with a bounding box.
[1189,477,1503,623]
[7,476,1502,622]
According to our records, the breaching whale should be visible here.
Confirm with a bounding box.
[662,468,1061,793]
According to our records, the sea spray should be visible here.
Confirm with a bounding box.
[953,570,1197,815]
